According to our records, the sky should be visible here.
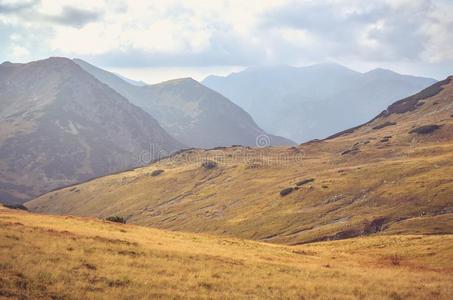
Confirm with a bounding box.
[0,0,452,83]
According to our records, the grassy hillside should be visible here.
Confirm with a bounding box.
[1,206,452,299]
[27,77,453,244]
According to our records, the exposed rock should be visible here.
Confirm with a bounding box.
[409,125,442,135]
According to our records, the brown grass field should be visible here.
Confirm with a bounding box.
[1,206,452,299]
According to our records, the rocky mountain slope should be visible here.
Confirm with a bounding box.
[203,64,436,142]
[74,59,294,148]
[27,77,453,244]
[0,57,183,204]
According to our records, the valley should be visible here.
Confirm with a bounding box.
[1,2,453,299]
[27,77,453,244]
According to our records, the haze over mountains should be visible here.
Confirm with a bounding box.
[0,57,296,204]
[2,0,453,297]
[28,77,453,244]
[0,57,183,204]
[203,63,437,142]
[74,59,293,148]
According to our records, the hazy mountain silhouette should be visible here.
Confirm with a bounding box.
[0,57,183,204]
[74,59,294,148]
[203,63,436,142]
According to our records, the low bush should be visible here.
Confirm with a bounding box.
[106,216,126,224]
[409,124,441,135]
[390,254,401,266]
[150,169,164,176]
[341,148,359,155]
[280,187,294,197]
[372,122,396,130]
[296,178,314,186]
[3,204,28,211]
[202,160,218,170]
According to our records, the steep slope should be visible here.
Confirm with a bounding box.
[74,59,294,148]
[27,77,453,244]
[202,64,436,142]
[0,58,183,204]
[1,207,452,299]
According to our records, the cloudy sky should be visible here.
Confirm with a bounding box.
[1,0,452,83]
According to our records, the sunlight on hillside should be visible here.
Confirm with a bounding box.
[1,207,452,299]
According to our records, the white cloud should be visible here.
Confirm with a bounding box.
[11,45,29,58]
[0,0,452,79]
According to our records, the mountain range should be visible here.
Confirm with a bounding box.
[203,63,437,142]
[28,76,453,244]
[0,58,298,204]
[1,58,452,299]
[74,59,293,148]
[0,57,184,204]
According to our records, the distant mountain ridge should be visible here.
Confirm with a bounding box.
[202,63,436,142]
[27,77,453,244]
[0,57,183,204]
[74,59,294,148]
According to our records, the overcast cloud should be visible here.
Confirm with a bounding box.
[0,0,452,81]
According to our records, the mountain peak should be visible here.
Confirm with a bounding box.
[46,56,73,62]
[365,67,398,76]
[313,62,347,69]
[23,57,83,75]
[0,58,183,204]
[154,77,200,87]
[34,57,76,67]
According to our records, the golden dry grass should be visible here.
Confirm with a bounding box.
[27,139,453,245]
[1,206,452,299]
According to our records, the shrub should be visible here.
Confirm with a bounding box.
[296,178,314,186]
[363,217,387,234]
[150,169,164,176]
[409,124,441,135]
[390,254,401,266]
[372,122,396,130]
[211,146,227,150]
[341,148,359,155]
[106,216,126,224]
[280,187,294,197]
[202,160,217,170]
[3,203,28,211]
